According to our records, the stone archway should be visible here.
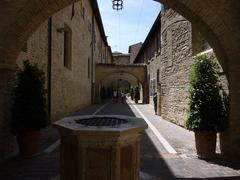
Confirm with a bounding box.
[155,0,240,159]
[0,0,240,158]
[95,63,148,103]
[98,72,137,103]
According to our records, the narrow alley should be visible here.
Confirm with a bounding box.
[0,98,239,180]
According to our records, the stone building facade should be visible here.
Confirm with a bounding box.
[159,8,193,125]
[1,0,112,159]
[112,52,130,65]
[17,0,112,121]
[129,43,142,64]
[134,13,161,105]
[134,7,228,126]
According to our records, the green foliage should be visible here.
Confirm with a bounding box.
[130,87,134,100]
[11,60,49,134]
[134,86,140,100]
[185,55,228,131]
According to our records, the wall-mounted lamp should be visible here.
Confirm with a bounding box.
[56,27,65,33]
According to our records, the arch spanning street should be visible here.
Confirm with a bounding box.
[95,63,148,103]
[0,0,240,165]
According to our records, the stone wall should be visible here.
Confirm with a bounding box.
[1,17,50,160]
[17,20,49,86]
[129,43,142,64]
[113,54,130,65]
[50,2,92,121]
[148,57,160,105]
[160,9,193,125]
[0,0,110,159]
[134,8,229,127]
[16,0,110,122]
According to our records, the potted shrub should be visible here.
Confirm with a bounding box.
[11,60,49,156]
[130,87,134,100]
[185,55,227,159]
[134,86,140,103]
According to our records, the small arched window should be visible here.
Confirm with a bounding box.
[64,24,72,69]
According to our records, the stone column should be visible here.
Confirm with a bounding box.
[220,71,240,158]
[0,65,18,159]
[142,82,149,104]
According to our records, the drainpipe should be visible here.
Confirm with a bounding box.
[48,17,52,120]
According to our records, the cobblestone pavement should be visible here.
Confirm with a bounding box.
[0,99,240,179]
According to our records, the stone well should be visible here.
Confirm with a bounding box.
[54,115,148,180]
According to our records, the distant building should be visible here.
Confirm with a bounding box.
[112,52,130,65]
[128,42,142,64]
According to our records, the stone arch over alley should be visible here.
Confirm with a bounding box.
[95,63,148,103]
[0,0,240,158]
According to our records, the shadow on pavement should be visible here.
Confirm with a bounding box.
[98,101,176,179]
[205,156,240,170]
[1,100,239,180]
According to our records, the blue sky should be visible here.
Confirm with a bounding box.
[97,0,161,53]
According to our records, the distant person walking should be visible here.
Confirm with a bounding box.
[120,92,125,102]
[113,90,118,102]
[153,92,157,114]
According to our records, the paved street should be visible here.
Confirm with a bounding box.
[0,98,240,179]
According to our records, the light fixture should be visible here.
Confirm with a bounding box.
[112,0,123,11]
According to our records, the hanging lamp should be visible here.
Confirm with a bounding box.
[112,0,123,11]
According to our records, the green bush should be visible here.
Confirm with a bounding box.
[185,55,228,131]
[11,60,49,134]
[130,87,134,100]
[134,86,140,100]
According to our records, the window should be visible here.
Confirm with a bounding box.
[155,36,159,55]
[157,69,160,83]
[88,22,91,33]
[80,1,85,20]
[64,24,72,69]
[71,3,75,20]
[157,27,161,54]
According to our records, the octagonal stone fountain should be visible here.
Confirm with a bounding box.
[54,115,148,180]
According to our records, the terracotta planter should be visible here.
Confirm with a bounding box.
[17,131,41,157]
[194,130,216,159]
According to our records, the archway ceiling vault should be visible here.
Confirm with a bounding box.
[0,0,240,74]
[101,72,138,86]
